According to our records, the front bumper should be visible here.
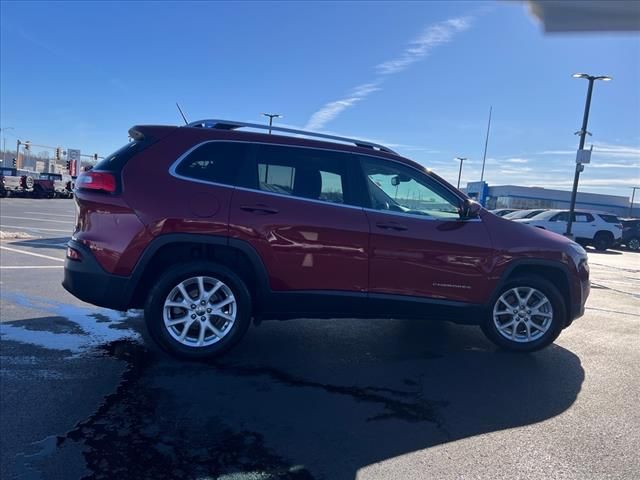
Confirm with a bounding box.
[62,240,132,311]
[568,258,590,324]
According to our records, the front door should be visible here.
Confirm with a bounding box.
[359,156,494,305]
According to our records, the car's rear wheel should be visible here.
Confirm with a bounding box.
[627,237,640,251]
[593,231,613,251]
[482,276,565,352]
[144,261,251,359]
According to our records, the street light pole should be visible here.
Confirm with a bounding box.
[630,187,639,218]
[455,157,467,189]
[565,73,611,238]
[262,113,282,134]
[480,106,492,183]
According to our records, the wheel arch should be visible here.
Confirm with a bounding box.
[127,234,270,310]
[495,260,572,323]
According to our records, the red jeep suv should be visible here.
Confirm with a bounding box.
[63,120,590,358]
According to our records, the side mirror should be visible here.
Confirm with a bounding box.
[391,174,410,186]
[460,199,481,219]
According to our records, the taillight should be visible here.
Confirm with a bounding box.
[66,247,82,261]
[75,171,116,193]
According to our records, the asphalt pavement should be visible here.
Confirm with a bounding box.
[1,197,639,479]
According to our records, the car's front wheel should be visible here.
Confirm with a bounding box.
[144,261,252,360]
[482,276,566,352]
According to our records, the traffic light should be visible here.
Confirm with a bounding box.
[24,142,30,151]
[12,158,17,167]
[55,147,61,161]
[93,153,98,161]
[66,160,71,171]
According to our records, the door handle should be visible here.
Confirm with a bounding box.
[376,221,408,231]
[240,204,279,215]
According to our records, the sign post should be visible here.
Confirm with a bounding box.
[67,149,80,177]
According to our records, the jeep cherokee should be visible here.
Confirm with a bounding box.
[63,120,590,358]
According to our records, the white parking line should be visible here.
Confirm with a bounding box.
[0,216,75,225]
[0,245,65,262]
[0,265,63,269]
[1,224,71,233]
[24,211,76,218]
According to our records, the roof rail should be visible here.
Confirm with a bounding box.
[185,119,398,154]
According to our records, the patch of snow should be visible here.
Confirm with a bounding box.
[0,230,34,240]
[0,291,141,355]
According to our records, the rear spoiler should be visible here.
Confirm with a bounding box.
[128,125,178,142]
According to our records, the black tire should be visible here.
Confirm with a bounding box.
[481,275,566,352]
[144,261,252,360]
[627,237,640,251]
[593,231,613,251]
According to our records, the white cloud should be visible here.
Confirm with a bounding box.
[591,142,640,159]
[538,142,640,160]
[305,82,381,131]
[305,15,473,131]
[504,157,529,164]
[590,163,640,169]
[376,17,472,75]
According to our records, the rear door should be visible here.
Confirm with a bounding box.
[572,212,595,240]
[229,144,370,295]
[544,211,569,234]
[358,155,494,305]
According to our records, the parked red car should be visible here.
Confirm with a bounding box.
[63,120,590,358]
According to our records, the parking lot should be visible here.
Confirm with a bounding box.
[1,197,639,480]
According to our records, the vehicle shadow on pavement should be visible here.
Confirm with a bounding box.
[30,317,583,480]
[10,237,70,249]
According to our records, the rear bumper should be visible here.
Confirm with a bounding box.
[62,240,132,311]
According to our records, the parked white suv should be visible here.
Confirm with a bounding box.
[515,209,622,251]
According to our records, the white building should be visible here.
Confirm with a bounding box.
[466,182,638,218]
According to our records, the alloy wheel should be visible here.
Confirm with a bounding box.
[163,276,237,348]
[493,287,553,343]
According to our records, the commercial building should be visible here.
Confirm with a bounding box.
[465,182,638,218]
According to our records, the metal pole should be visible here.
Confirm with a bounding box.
[456,157,466,189]
[566,78,595,238]
[16,139,21,168]
[631,187,638,218]
[262,113,281,135]
[480,106,492,183]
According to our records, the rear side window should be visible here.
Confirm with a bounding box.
[254,144,351,205]
[95,140,150,172]
[599,214,620,224]
[551,212,569,222]
[174,141,247,186]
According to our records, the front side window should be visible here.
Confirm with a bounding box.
[255,145,349,205]
[361,157,460,219]
[175,141,246,185]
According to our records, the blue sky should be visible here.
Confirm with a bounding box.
[1,1,638,197]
